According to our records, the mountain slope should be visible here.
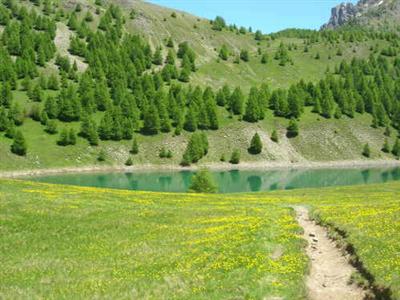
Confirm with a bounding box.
[0,0,399,172]
[59,0,391,90]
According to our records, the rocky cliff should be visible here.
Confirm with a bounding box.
[322,0,399,29]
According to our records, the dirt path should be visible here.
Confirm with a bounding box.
[295,206,366,300]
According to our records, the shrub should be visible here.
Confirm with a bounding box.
[130,138,139,154]
[286,119,299,138]
[248,133,262,154]
[11,131,27,156]
[125,157,133,166]
[362,143,371,158]
[230,149,241,164]
[97,149,106,162]
[271,129,279,143]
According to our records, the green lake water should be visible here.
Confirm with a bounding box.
[28,166,400,193]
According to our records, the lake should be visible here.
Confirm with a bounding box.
[27,166,400,193]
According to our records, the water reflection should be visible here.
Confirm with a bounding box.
[29,166,400,194]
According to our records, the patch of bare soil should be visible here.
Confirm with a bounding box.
[54,23,87,72]
[295,206,366,300]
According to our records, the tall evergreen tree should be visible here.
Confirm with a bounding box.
[142,104,160,135]
[287,119,299,138]
[248,133,263,154]
[11,130,27,156]
[244,87,261,122]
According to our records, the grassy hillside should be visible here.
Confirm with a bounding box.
[61,0,392,90]
[0,0,399,172]
[0,179,308,299]
[1,179,399,298]
[0,104,398,172]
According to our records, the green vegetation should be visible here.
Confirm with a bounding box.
[0,179,307,299]
[1,179,400,298]
[0,0,399,171]
[248,132,263,154]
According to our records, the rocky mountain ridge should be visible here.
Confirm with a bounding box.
[322,0,398,29]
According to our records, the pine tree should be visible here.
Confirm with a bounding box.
[271,129,279,143]
[255,30,263,41]
[5,120,15,139]
[159,147,168,158]
[212,16,226,31]
[1,81,13,107]
[68,128,77,145]
[392,139,400,157]
[31,84,43,102]
[287,119,299,138]
[142,104,160,135]
[57,128,70,146]
[11,130,27,156]
[153,47,163,65]
[125,157,133,166]
[0,108,8,131]
[384,126,391,137]
[181,132,208,165]
[362,143,371,158]
[184,105,198,132]
[130,137,139,154]
[287,86,303,118]
[98,112,113,140]
[179,66,191,82]
[9,103,24,126]
[382,139,390,153]
[248,133,263,154]
[45,120,58,134]
[189,168,217,193]
[229,149,241,164]
[97,149,106,162]
[240,49,249,62]
[166,37,174,48]
[261,53,268,64]
[229,87,244,115]
[219,45,229,61]
[44,96,59,119]
[244,87,261,122]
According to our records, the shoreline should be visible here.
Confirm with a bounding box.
[1,159,400,178]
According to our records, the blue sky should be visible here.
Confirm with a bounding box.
[146,0,357,33]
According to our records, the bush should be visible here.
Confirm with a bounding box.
[248,133,262,154]
[45,120,58,134]
[362,143,371,158]
[130,138,139,154]
[11,131,27,156]
[230,149,241,164]
[382,139,390,153]
[181,132,208,165]
[271,129,279,143]
[125,157,133,166]
[189,168,217,193]
[97,149,106,162]
[286,119,299,138]
[392,139,400,157]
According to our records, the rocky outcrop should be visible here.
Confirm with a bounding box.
[322,0,393,29]
[322,3,358,29]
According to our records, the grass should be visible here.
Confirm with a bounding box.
[311,196,400,298]
[62,1,391,90]
[0,179,308,299]
[1,98,397,171]
[1,179,400,298]
[1,1,397,171]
